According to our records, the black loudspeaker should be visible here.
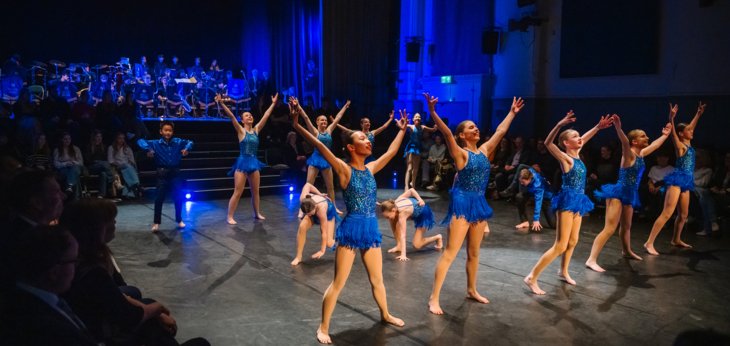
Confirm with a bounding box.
[482,31,500,54]
[406,42,420,62]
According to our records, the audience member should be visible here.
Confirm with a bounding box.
[108,132,141,199]
[85,130,115,198]
[586,145,619,202]
[53,132,84,198]
[643,151,674,217]
[422,134,446,188]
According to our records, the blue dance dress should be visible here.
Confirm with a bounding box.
[442,150,493,224]
[228,131,266,175]
[306,132,333,170]
[336,166,381,249]
[551,157,594,216]
[403,125,422,157]
[397,197,435,231]
[663,145,695,192]
[594,156,645,208]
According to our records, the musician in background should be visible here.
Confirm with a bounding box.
[158,75,182,116]
[135,74,155,117]
[187,57,204,80]
[153,54,166,82]
[133,56,149,81]
[209,59,222,82]
[194,80,215,117]
[1,53,24,77]
[53,70,78,103]
[91,74,113,105]
[169,55,183,77]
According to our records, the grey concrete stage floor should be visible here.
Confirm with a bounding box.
[111,190,730,345]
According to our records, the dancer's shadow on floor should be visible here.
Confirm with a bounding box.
[669,249,729,273]
[147,230,212,276]
[333,320,422,346]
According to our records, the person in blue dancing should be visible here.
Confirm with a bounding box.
[644,102,706,255]
[513,166,556,232]
[423,92,525,315]
[379,188,443,261]
[292,102,408,344]
[335,111,394,163]
[216,93,278,224]
[586,114,671,272]
[293,98,350,214]
[291,183,340,266]
[403,112,437,191]
[524,111,612,295]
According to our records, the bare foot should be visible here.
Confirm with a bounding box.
[643,243,659,256]
[428,297,444,315]
[670,240,692,248]
[524,275,545,295]
[381,314,405,327]
[291,257,302,266]
[466,290,490,304]
[387,246,400,253]
[558,271,576,286]
[622,250,643,261]
[177,221,186,229]
[434,235,443,249]
[515,221,529,229]
[585,260,606,273]
[396,255,409,261]
[227,218,237,225]
[255,214,266,220]
[311,250,325,259]
[316,327,331,344]
[151,224,160,232]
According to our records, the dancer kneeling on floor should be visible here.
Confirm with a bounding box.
[512,166,555,231]
[380,188,443,261]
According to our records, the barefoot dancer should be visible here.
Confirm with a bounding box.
[291,183,339,266]
[424,93,524,314]
[403,113,437,190]
[644,102,706,255]
[586,115,671,272]
[217,93,278,224]
[336,111,394,163]
[380,188,443,261]
[524,111,612,295]
[293,105,408,344]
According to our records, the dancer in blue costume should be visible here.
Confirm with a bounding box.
[291,183,340,266]
[292,105,409,344]
[586,115,671,272]
[524,111,612,295]
[513,166,556,231]
[216,93,278,224]
[379,188,443,261]
[403,112,437,191]
[294,97,350,214]
[336,111,394,163]
[423,93,524,315]
[644,102,706,255]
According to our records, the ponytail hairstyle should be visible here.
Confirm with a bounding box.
[676,123,689,140]
[454,121,470,148]
[627,129,644,145]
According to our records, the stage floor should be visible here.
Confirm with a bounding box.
[111,189,730,345]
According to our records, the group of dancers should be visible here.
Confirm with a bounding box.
[143,90,705,343]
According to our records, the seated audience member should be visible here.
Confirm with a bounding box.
[421,134,446,188]
[644,151,674,217]
[54,132,84,198]
[26,133,52,170]
[496,135,534,193]
[586,145,619,203]
[85,130,115,198]
[108,132,141,198]
[711,152,730,228]
[0,225,100,346]
[694,149,719,236]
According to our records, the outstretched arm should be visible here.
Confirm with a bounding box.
[216,94,244,137]
[481,97,525,154]
[291,97,317,135]
[335,123,351,133]
[686,101,706,132]
[422,93,466,167]
[667,103,687,156]
[640,123,671,157]
[580,114,613,144]
[611,114,634,166]
[371,111,394,136]
[254,93,279,133]
[326,100,351,133]
[422,124,438,133]
[367,110,409,175]
[292,107,351,185]
[545,111,575,172]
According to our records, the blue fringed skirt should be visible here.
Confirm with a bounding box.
[413,204,435,231]
[307,150,331,170]
[403,144,420,158]
[312,200,341,225]
[594,183,642,208]
[336,214,381,249]
[228,155,265,175]
[551,188,594,216]
[441,188,493,224]
[663,170,694,192]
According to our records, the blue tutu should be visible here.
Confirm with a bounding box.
[413,204,435,231]
[307,150,331,170]
[594,183,642,208]
[311,200,341,225]
[663,171,694,192]
[228,155,265,175]
[336,214,381,249]
[551,189,594,216]
[441,188,493,224]
[403,145,420,157]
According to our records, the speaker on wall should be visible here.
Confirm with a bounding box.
[482,30,500,54]
[406,41,420,62]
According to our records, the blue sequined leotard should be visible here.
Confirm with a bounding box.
[228,131,266,175]
[403,125,422,157]
[306,132,333,170]
[551,157,594,216]
[443,150,493,224]
[663,145,695,192]
[396,197,435,231]
[365,132,376,163]
[594,156,645,208]
[336,166,381,249]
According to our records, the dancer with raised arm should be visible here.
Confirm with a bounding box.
[403,112,437,191]
[644,102,706,255]
[291,183,339,266]
[335,111,394,162]
[424,93,524,315]
[295,98,350,213]
[380,188,443,261]
[292,105,407,344]
[216,93,278,224]
[524,111,612,295]
[586,115,671,272]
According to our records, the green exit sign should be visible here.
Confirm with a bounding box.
[440,75,452,84]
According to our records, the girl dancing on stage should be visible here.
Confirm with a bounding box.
[403,112,437,191]
[644,102,706,255]
[291,183,339,266]
[424,93,525,314]
[216,93,278,224]
[524,111,612,295]
[586,115,671,272]
[336,111,394,162]
[292,101,407,344]
[294,98,351,214]
[380,188,443,261]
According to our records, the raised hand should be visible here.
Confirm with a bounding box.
[668,103,678,121]
[388,110,394,121]
[696,101,706,115]
[597,114,613,129]
[423,92,438,110]
[557,110,576,127]
[661,122,672,136]
[511,97,525,114]
[288,96,299,108]
[611,114,622,129]
[271,93,279,104]
[396,109,408,130]
[344,100,351,109]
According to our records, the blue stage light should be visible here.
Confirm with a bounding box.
[393,171,398,177]
[185,193,192,200]
[289,185,295,192]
